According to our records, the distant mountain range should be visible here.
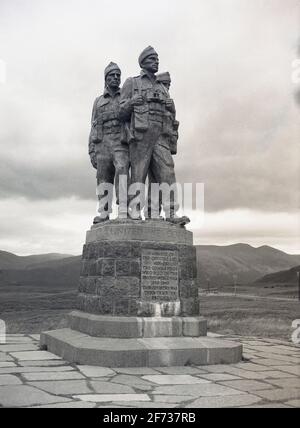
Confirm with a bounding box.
[0,244,300,289]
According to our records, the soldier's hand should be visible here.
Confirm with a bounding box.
[90,153,97,169]
[131,95,144,107]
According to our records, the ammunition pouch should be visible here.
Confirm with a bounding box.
[121,123,134,145]
[133,105,149,132]
[170,120,179,155]
[102,111,119,123]
[95,119,103,143]
[162,113,174,137]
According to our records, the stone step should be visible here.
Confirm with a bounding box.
[40,328,242,368]
[68,311,207,338]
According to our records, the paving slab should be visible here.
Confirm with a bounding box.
[0,353,13,362]
[19,360,70,367]
[284,399,300,407]
[197,373,241,382]
[196,364,236,373]
[232,362,275,372]
[152,383,246,397]
[219,379,274,392]
[97,405,130,408]
[5,336,35,343]
[0,362,17,368]
[112,367,160,375]
[142,375,211,385]
[153,366,206,375]
[29,380,92,395]
[76,366,115,378]
[254,388,300,402]
[243,403,292,408]
[265,378,300,389]
[272,366,300,376]
[153,395,196,403]
[112,401,177,408]
[29,401,96,408]
[0,375,22,385]
[74,394,150,403]
[243,353,262,360]
[110,375,155,390]
[5,334,27,337]
[10,351,62,361]
[253,358,294,366]
[186,394,263,408]
[0,366,75,374]
[0,344,39,352]
[22,371,85,381]
[0,385,70,407]
[268,355,300,365]
[89,380,135,394]
[29,335,41,341]
[252,346,299,355]
[220,367,296,380]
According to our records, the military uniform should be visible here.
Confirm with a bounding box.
[120,68,179,217]
[89,66,129,220]
[146,72,179,218]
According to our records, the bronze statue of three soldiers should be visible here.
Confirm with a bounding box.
[89,46,189,226]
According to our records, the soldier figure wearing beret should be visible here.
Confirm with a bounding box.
[120,46,189,224]
[89,62,129,224]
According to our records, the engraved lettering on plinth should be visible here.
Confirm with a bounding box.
[141,249,179,301]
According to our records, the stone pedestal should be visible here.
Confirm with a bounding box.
[41,220,242,367]
[78,219,198,317]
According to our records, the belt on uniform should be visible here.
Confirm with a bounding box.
[103,118,121,133]
[148,113,164,123]
[103,127,121,135]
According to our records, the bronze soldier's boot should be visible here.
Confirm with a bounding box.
[93,215,110,225]
[166,209,190,226]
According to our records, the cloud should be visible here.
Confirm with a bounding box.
[0,0,299,252]
[0,197,299,255]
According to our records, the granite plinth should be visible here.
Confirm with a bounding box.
[87,219,193,245]
[79,219,199,317]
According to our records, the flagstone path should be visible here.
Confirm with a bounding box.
[0,333,299,408]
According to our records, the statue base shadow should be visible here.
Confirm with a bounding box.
[40,219,242,367]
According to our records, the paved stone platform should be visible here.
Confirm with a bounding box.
[0,333,299,408]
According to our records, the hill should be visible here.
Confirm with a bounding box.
[196,244,300,285]
[256,265,300,284]
[0,250,72,270]
[0,254,81,289]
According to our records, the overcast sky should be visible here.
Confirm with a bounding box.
[0,0,299,255]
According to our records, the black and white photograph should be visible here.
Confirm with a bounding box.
[0,0,299,411]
